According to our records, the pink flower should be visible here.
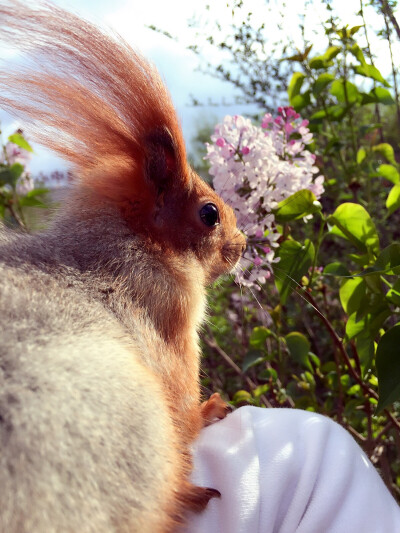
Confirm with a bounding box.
[284,123,294,135]
[242,146,250,155]
[285,107,298,118]
[216,138,225,147]
[261,113,273,128]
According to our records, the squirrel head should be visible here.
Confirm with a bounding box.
[109,126,246,285]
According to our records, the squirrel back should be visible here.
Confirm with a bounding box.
[0,2,246,532]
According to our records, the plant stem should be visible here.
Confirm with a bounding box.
[309,213,326,286]
[378,0,400,41]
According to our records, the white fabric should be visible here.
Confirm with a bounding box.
[186,406,400,533]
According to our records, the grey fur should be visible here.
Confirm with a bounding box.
[0,193,190,532]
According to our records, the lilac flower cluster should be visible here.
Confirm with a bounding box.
[206,107,324,288]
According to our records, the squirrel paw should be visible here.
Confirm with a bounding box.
[201,392,232,427]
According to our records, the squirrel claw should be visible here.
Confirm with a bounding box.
[183,484,221,513]
[201,392,232,427]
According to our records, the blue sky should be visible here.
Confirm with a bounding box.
[1,0,399,177]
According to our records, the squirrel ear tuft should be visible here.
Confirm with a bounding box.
[145,127,188,193]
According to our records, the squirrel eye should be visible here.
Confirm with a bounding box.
[199,203,220,227]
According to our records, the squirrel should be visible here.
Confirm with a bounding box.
[0,2,246,533]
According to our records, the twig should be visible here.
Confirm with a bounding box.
[378,0,400,41]
[347,424,366,443]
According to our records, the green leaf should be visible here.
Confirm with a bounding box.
[346,312,367,339]
[361,88,394,105]
[323,45,341,61]
[309,57,326,70]
[252,384,269,398]
[356,147,367,165]
[328,203,380,256]
[386,184,400,215]
[346,305,390,341]
[340,277,366,315]
[288,72,306,103]
[330,79,360,104]
[373,143,396,165]
[274,239,315,304]
[291,92,311,112]
[348,252,370,267]
[309,46,340,69]
[372,87,395,105]
[25,187,49,198]
[285,332,312,371]
[356,333,375,370]
[355,64,390,87]
[312,73,335,96]
[349,43,366,65]
[309,353,320,368]
[18,196,47,208]
[310,105,347,122]
[357,243,400,276]
[0,163,24,187]
[232,390,252,404]
[347,384,361,395]
[376,325,400,412]
[349,25,363,36]
[249,326,272,349]
[377,164,399,184]
[274,189,321,223]
[260,367,278,381]
[7,133,33,153]
[242,350,265,373]
[323,262,351,277]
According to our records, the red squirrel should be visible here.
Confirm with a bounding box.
[0,2,246,532]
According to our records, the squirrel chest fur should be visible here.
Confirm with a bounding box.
[0,2,246,532]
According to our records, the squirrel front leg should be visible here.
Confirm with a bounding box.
[201,392,232,427]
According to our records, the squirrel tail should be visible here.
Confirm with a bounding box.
[0,1,188,200]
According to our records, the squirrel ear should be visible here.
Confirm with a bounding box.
[145,127,185,193]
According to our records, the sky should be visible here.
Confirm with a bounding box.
[1,0,399,177]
